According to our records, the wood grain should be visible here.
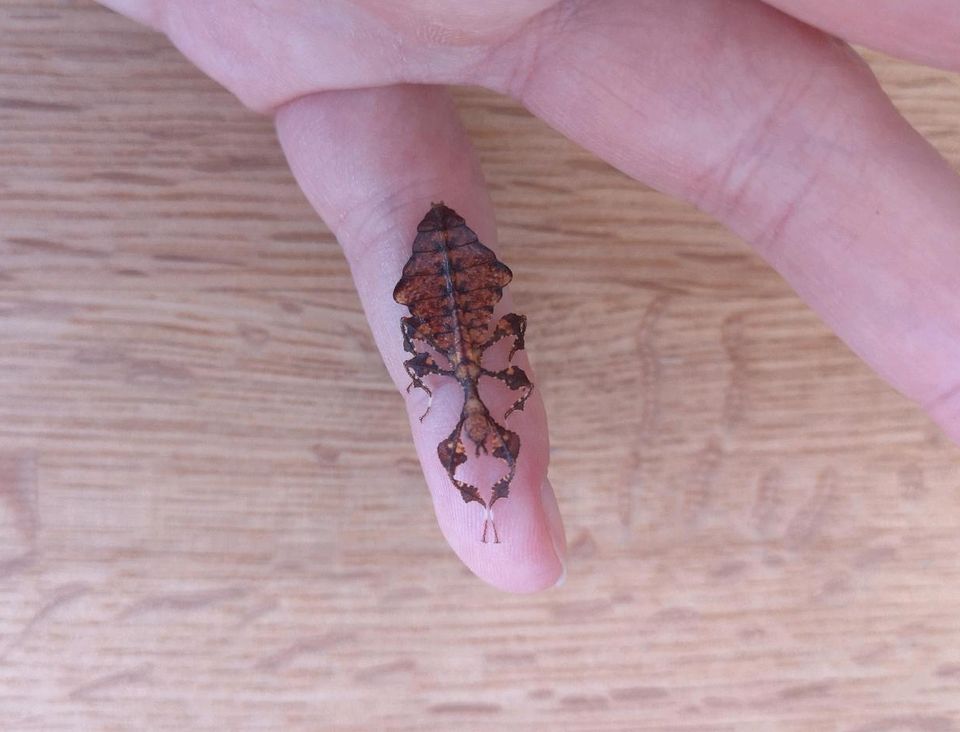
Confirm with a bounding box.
[2,2,960,730]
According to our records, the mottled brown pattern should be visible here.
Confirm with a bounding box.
[394,203,512,356]
[394,203,532,542]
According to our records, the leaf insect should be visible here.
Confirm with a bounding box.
[393,203,533,543]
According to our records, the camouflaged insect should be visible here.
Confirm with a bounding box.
[393,203,533,543]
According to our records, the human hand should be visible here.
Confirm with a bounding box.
[98,0,960,592]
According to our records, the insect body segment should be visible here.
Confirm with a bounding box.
[393,203,533,543]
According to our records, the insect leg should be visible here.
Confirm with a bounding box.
[481,365,534,419]
[437,416,485,506]
[479,418,518,542]
[488,419,520,509]
[401,316,451,421]
[483,313,526,361]
[404,352,453,421]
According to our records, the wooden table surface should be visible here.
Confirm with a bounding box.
[2,2,960,730]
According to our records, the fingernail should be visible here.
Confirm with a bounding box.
[540,476,567,587]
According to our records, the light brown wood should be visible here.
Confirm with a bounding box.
[2,2,960,730]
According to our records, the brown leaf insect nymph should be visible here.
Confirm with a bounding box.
[393,203,533,543]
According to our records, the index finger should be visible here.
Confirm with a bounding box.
[274,84,566,593]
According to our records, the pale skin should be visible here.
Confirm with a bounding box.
[98,0,960,592]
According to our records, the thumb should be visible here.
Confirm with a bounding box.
[274,84,566,592]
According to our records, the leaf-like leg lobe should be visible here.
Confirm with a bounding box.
[482,365,534,419]
[485,313,526,361]
[437,416,485,505]
[488,419,520,507]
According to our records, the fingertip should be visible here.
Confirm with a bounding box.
[427,466,565,594]
[457,523,566,594]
